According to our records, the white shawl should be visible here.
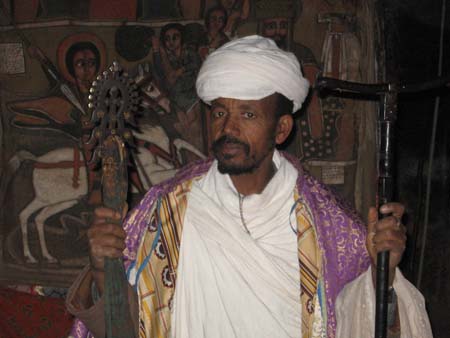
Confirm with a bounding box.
[171,151,301,338]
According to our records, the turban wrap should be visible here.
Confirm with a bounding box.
[196,35,310,113]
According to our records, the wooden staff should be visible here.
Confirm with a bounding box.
[88,61,138,338]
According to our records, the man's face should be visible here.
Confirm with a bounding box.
[208,9,227,32]
[210,95,283,175]
[73,49,97,93]
[164,28,182,52]
[261,17,289,49]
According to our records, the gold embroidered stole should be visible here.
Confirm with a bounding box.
[135,181,322,338]
[294,190,323,338]
[136,180,191,338]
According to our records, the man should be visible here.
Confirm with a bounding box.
[67,36,432,338]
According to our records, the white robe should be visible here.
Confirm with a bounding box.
[336,266,433,338]
[171,151,302,338]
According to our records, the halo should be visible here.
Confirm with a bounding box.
[57,32,107,84]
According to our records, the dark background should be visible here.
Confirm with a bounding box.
[383,0,450,336]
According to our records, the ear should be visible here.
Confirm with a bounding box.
[275,114,293,145]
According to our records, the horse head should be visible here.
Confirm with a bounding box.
[7,96,88,141]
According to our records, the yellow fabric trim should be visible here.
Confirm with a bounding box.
[136,180,193,338]
[136,182,322,338]
[295,188,322,338]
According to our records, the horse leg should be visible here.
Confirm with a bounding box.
[19,198,46,263]
[34,200,78,263]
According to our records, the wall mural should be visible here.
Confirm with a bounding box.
[0,0,377,285]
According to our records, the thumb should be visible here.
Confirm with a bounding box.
[366,206,378,261]
[121,203,129,219]
[367,206,378,234]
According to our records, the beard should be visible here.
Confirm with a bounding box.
[211,135,275,175]
[272,35,287,50]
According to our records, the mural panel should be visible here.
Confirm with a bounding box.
[0,0,377,285]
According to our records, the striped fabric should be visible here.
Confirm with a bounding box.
[134,176,324,337]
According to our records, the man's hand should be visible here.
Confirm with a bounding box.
[366,203,407,286]
[87,207,127,295]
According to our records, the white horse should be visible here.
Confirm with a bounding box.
[8,126,205,263]
[8,148,88,263]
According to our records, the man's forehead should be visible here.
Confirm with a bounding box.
[212,95,277,107]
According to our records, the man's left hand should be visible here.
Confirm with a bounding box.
[366,202,407,285]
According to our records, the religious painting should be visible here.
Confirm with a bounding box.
[254,0,377,207]
[1,31,108,284]
[0,0,377,285]
[1,22,209,285]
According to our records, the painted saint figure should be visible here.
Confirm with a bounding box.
[204,5,230,53]
[261,16,325,159]
[151,23,202,112]
[217,0,250,38]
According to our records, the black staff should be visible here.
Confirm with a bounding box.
[316,75,450,338]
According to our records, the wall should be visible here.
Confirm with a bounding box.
[0,0,378,285]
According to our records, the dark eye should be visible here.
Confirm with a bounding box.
[212,109,226,118]
[243,111,255,119]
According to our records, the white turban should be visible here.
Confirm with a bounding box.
[196,35,310,113]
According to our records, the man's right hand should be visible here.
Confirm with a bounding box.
[87,207,127,295]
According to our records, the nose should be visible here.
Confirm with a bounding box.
[222,114,240,136]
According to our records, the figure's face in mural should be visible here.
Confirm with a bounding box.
[164,28,182,53]
[219,0,236,11]
[207,9,227,33]
[261,17,289,50]
[73,49,97,93]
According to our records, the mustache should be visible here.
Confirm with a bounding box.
[211,135,250,154]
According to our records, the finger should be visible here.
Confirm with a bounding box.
[374,215,402,232]
[379,202,405,219]
[94,207,121,220]
[366,207,379,260]
[372,238,406,254]
[88,223,126,239]
[91,245,124,259]
[373,230,406,246]
[372,230,406,252]
[90,236,126,253]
